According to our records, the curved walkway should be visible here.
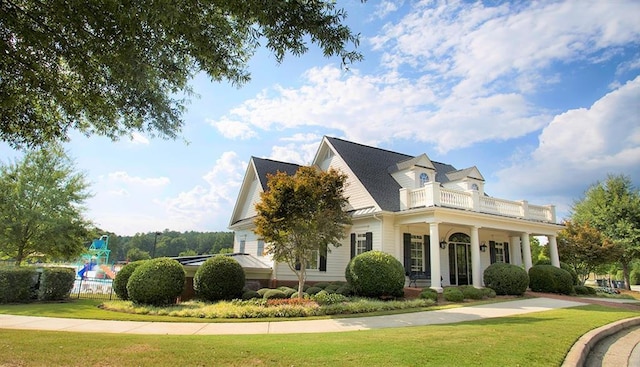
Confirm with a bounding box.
[0,297,586,335]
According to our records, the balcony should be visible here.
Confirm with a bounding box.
[399,182,556,223]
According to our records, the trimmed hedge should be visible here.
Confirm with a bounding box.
[305,286,323,295]
[262,289,287,300]
[346,250,405,298]
[443,287,464,302]
[573,285,597,295]
[113,260,146,301]
[38,267,75,301]
[241,290,260,300]
[194,256,245,302]
[419,288,438,302]
[528,265,574,295]
[459,285,484,300]
[0,267,38,304]
[536,259,579,285]
[127,258,185,306]
[483,263,529,296]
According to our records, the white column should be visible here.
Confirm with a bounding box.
[470,226,482,288]
[429,223,443,292]
[548,235,560,268]
[521,233,533,271]
[510,236,523,266]
[394,225,402,261]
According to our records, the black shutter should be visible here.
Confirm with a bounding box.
[365,232,373,252]
[489,241,496,264]
[319,247,327,271]
[424,235,431,277]
[504,242,510,263]
[403,233,411,275]
[350,233,356,259]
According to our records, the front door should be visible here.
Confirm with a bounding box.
[448,242,472,286]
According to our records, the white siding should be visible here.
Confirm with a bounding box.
[239,179,261,219]
[273,235,352,282]
[324,154,377,211]
[391,170,415,189]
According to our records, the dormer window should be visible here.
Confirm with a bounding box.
[471,183,479,191]
[420,173,429,187]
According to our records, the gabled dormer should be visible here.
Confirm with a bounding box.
[389,154,437,189]
[443,166,485,194]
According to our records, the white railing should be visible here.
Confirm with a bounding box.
[400,183,556,223]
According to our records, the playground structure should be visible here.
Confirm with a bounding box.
[77,235,116,280]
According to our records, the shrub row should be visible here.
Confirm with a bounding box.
[0,266,75,303]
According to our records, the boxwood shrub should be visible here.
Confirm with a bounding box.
[346,250,405,298]
[528,265,574,295]
[573,285,597,295]
[241,290,260,300]
[305,286,323,295]
[335,284,353,296]
[257,288,270,297]
[0,267,38,304]
[536,259,579,285]
[419,288,438,302]
[113,260,147,300]
[127,258,185,306]
[277,286,297,297]
[483,263,529,296]
[263,289,287,300]
[194,255,245,302]
[443,287,464,302]
[38,267,75,301]
[459,285,484,300]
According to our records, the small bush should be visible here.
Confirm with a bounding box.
[483,263,529,296]
[263,289,287,300]
[277,286,297,297]
[529,265,574,295]
[312,282,331,289]
[127,258,185,306]
[443,287,464,302]
[335,285,353,296]
[241,290,260,300]
[346,250,406,298]
[257,288,270,297]
[482,288,497,298]
[536,259,579,285]
[194,255,245,302]
[573,285,597,295]
[313,290,347,305]
[325,284,341,292]
[419,288,438,302]
[113,260,146,301]
[305,286,323,295]
[38,267,75,301]
[0,267,38,303]
[459,285,484,300]
[291,291,308,298]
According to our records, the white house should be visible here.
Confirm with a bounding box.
[228,136,563,291]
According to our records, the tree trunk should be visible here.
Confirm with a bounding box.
[297,269,306,299]
[622,261,631,291]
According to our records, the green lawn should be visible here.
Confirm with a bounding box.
[1,305,637,366]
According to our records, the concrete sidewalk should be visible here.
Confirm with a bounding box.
[0,297,586,335]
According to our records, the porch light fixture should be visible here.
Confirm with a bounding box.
[480,242,487,252]
[439,240,447,249]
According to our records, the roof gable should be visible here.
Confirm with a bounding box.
[253,157,300,190]
[445,166,485,182]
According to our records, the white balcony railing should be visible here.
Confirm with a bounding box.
[400,182,556,223]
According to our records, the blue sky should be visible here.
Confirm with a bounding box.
[2,0,639,236]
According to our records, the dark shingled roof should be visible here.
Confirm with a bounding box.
[252,156,300,191]
[326,137,458,212]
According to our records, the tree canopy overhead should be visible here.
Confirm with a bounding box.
[1,1,363,148]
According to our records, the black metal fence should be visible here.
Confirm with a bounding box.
[72,278,120,300]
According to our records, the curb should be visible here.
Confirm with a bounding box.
[562,316,640,367]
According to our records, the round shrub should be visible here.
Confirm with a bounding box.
[528,265,574,295]
[241,290,260,300]
[419,288,438,302]
[277,286,297,297]
[483,263,529,296]
[262,289,287,300]
[113,260,146,300]
[536,259,578,285]
[313,290,347,305]
[291,291,308,298]
[127,258,185,306]
[325,284,341,292]
[573,285,596,295]
[335,285,353,296]
[459,285,484,300]
[257,288,270,297]
[194,256,245,302]
[443,287,464,302]
[346,250,405,298]
[482,288,497,298]
[313,282,331,289]
[305,286,323,295]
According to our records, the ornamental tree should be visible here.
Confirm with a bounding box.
[254,166,351,298]
[571,175,640,290]
[0,145,92,265]
[1,1,363,148]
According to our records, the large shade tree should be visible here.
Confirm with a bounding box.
[557,220,621,285]
[1,1,363,148]
[254,166,351,298]
[0,145,93,265]
[571,175,640,290]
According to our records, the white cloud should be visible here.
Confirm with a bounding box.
[107,171,170,187]
[161,151,247,229]
[493,76,640,214]
[373,1,404,19]
[129,132,150,145]
[209,118,257,139]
